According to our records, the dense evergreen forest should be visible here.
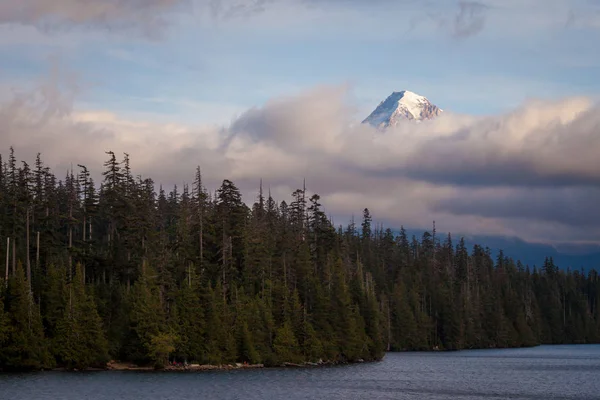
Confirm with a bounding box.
[0,148,599,371]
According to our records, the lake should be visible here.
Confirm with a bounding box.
[1,345,599,399]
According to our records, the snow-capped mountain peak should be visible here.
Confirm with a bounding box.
[362,90,442,128]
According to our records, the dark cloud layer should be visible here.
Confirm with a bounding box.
[434,187,600,228]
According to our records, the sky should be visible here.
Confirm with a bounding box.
[1,0,600,254]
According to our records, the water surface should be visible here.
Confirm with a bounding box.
[2,345,599,399]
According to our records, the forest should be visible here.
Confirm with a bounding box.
[0,148,599,371]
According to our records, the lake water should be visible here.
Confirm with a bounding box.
[1,345,600,399]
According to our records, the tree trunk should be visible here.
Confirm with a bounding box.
[229,235,233,272]
[5,237,9,286]
[68,225,72,270]
[36,231,40,267]
[387,297,391,351]
[26,207,31,293]
[200,219,204,267]
[221,219,227,300]
[269,255,272,302]
[12,238,15,275]
[283,252,287,289]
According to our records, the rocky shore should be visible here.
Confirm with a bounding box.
[104,358,367,372]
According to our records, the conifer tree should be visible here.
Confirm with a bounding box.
[274,319,301,364]
[1,263,51,370]
[0,283,10,359]
[301,318,323,362]
[0,148,599,370]
[128,263,167,365]
[54,264,108,369]
[204,281,236,364]
[237,320,260,364]
[174,270,205,363]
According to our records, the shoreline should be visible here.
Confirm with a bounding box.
[0,358,379,373]
[5,344,565,373]
[32,358,376,373]
[105,358,374,372]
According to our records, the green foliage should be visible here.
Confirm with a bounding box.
[149,332,177,369]
[128,264,166,365]
[274,320,301,364]
[174,274,205,363]
[364,290,385,359]
[1,264,52,370]
[0,149,599,370]
[0,283,10,352]
[330,260,366,361]
[53,264,109,370]
[301,320,323,362]
[42,264,68,341]
[204,282,236,364]
[237,321,261,364]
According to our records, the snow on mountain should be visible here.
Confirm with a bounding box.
[362,90,442,128]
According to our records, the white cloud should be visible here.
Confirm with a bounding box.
[2,78,600,245]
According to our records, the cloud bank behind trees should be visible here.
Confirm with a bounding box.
[1,78,599,247]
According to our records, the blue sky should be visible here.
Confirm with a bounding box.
[1,0,600,124]
[2,0,600,258]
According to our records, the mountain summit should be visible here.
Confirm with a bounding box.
[362,90,442,128]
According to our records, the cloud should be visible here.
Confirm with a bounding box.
[451,1,487,37]
[0,0,190,38]
[360,97,600,188]
[226,84,352,151]
[0,0,492,40]
[404,0,489,39]
[2,72,600,245]
[434,187,600,228]
[566,6,600,30]
[208,0,277,20]
[2,0,593,42]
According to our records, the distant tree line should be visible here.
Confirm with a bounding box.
[0,148,598,371]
